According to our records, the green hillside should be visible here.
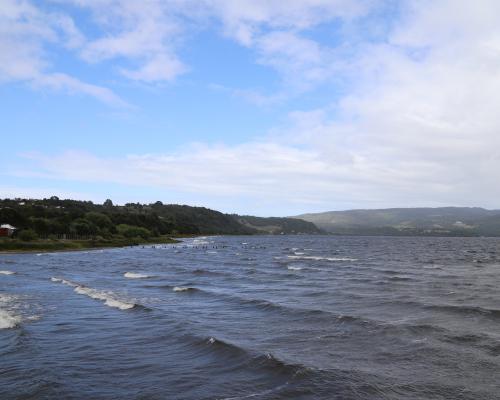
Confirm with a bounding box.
[0,197,321,242]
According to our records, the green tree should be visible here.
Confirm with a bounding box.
[116,224,152,239]
[70,218,97,235]
[19,229,38,241]
[85,212,113,230]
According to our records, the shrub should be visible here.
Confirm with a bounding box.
[116,224,152,239]
[19,229,38,241]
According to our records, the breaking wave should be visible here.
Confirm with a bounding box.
[51,277,137,310]
[0,294,21,329]
[0,309,20,329]
[173,286,198,292]
[124,272,152,279]
[287,255,358,262]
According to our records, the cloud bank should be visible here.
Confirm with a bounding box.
[4,1,500,213]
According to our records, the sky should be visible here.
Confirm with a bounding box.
[1,0,500,216]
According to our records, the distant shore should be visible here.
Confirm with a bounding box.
[0,236,181,254]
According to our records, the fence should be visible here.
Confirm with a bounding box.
[37,233,98,241]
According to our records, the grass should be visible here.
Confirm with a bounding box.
[0,235,180,253]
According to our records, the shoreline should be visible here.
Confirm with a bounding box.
[0,236,183,255]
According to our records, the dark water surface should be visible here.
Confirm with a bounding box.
[1,235,500,399]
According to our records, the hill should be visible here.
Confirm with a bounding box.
[234,215,322,235]
[0,197,321,239]
[293,207,500,236]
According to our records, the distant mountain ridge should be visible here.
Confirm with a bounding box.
[293,207,500,236]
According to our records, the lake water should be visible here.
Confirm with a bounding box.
[1,235,500,399]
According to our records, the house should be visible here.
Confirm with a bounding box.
[0,224,16,237]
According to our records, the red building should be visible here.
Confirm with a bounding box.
[0,224,16,237]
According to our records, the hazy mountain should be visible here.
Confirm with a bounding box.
[293,207,500,236]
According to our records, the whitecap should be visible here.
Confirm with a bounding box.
[0,270,15,275]
[0,309,20,329]
[0,295,22,329]
[124,272,151,279]
[52,277,136,310]
[173,286,194,292]
[51,277,78,287]
[287,266,303,271]
[287,255,357,262]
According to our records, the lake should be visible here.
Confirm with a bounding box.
[1,235,500,399]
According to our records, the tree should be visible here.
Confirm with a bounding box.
[19,229,38,241]
[85,212,113,230]
[70,218,97,235]
[116,224,152,239]
[103,199,114,208]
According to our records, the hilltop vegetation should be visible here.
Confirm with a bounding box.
[294,207,500,236]
[0,197,321,243]
[235,215,323,235]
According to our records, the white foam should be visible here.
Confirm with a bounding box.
[74,287,135,310]
[0,294,22,329]
[293,252,305,255]
[173,286,193,292]
[0,270,15,275]
[287,255,357,262]
[287,266,303,271]
[52,277,136,310]
[0,309,20,329]
[51,277,78,287]
[192,238,210,245]
[124,272,151,279]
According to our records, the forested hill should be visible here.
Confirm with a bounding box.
[0,197,321,238]
[235,215,323,235]
[294,207,500,236]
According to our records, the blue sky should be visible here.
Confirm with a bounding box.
[2,1,500,216]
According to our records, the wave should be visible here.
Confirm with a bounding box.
[51,277,137,310]
[124,272,152,279]
[426,303,500,319]
[173,286,198,293]
[387,276,413,282]
[0,270,15,275]
[287,266,303,271]
[0,309,20,329]
[0,294,22,329]
[193,334,306,378]
[287,255,358,262]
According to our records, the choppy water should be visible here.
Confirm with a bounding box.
[1,235,500,399]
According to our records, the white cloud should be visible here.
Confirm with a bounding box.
[73,0,186,83]
[0,0,374,101]
[0,0,126,106]
[5,1,500,213]
[11,1,500,214]
[203,0,371,45]
[201,0,373,94]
